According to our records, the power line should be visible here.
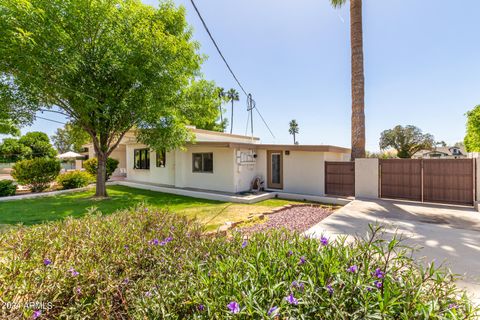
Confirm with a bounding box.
[189,0,248,97]
[35,116,66,125]
[189,0,275,139]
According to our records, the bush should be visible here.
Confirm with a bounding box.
[56,171,94,190]
[0,207,477,319]
[11,158,61,192]
[83,157,119,181]
[0,179,16,197]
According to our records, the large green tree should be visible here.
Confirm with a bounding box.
[0,131,56,161]
[0,0,217,197]
[330,0,366,160]
[380,125,434,158]
[464,105,480,152]
[51,122,91,154]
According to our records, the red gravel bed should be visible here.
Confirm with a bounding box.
[240,205,335,235]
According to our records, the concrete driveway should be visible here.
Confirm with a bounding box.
[306,199,480,304]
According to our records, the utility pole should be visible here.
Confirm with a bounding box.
[247,94,254,141]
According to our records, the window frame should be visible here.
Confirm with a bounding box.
[134,148,150,170]
[156,149,167,168]
[192,152,214,173]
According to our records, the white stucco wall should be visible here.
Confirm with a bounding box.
[355,158,379,199]
[125,143,175,186]
[281,151,325,195]
[233,148,259,193]
[174,146,236,193]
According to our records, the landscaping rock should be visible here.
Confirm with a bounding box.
[240,205,334,235]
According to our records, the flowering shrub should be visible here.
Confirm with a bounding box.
[0,207,477,319]
[56,170,94,189]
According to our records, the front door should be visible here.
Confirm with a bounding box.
[267,150,283,189]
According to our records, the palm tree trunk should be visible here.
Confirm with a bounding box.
[350,0,366,160]
[293,133,296,144]
[230,100,234,134]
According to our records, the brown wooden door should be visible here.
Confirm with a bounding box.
[325,161,355,196]
[267,150,283,189]
[380,159,422,201]
[423,159,474,205]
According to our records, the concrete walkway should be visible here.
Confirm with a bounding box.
[306,199,480,304]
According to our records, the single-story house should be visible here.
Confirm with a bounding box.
[413,146,466,159]
[83,126,350,196]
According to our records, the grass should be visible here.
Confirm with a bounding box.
[0,185,313,230]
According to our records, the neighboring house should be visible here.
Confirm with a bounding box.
[84,126,350,195]
[413,146,466,159]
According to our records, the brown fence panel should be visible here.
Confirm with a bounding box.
[380,159,422,201]
[423,159,474,205]
[325,161,355,197]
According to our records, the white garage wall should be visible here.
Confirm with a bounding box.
[125,143,175,186]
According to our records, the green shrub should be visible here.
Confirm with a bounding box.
[83,157,119,181]
[11,158,61,192]
[0,179,16,197]
[56,171,94,190]
[0,207,477,319]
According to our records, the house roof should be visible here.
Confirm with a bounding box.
[189,127,260,141]
[187,141,351,153]
[414,146,466,157]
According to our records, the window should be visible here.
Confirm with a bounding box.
[192,153,213,173]
[156,150,166,167]
[134,149,150,169]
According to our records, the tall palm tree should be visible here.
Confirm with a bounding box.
[331,0,366,160]
[217,87,225,126]
[289,119,299,144]
[226,88,239,134]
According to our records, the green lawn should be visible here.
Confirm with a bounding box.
[0,185,310,230]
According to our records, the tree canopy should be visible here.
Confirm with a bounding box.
[0,131,56,162]
[379,125,434,158]
[0,0,221,196]
[464,105,480,152]
[288,119,299,144]
[51,123,91,154]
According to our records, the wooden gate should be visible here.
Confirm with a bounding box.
[423,159,474,205]
[325,161,355,197]
[380,159,475,206]
[380,159,422,201]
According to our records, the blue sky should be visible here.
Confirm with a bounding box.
[24,0,480,151]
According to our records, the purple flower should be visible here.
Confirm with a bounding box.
[165,237,173,243]
[122,278,129,285]
[69,267,79,277]
[145,291,152,297]
[76,287,82,294]
[32,310,41,319]
[347,265,358,273]
[150,238,159,245]
[326,285,334,295]
[285,293,298,305]
[242,240,248,248]
[227,301,240,314]
[299,256,306,265]
[197,304,205,311]
[159,240,167,246]
[448,303,457,310]
[374,280,383,289]
[43,258,52,266]
[124,245,129,250]
[320,236,329,246]
[287,250,293,257]
[267,306,278,316]
[144,208,149,212]
[366,287,373,292]
[373,268,385,279]
[291,281,304,291]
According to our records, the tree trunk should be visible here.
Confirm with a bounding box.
[230,100,234,134]
[293,133,296,144]
[95,151,108,198]
[350,0,366,160]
